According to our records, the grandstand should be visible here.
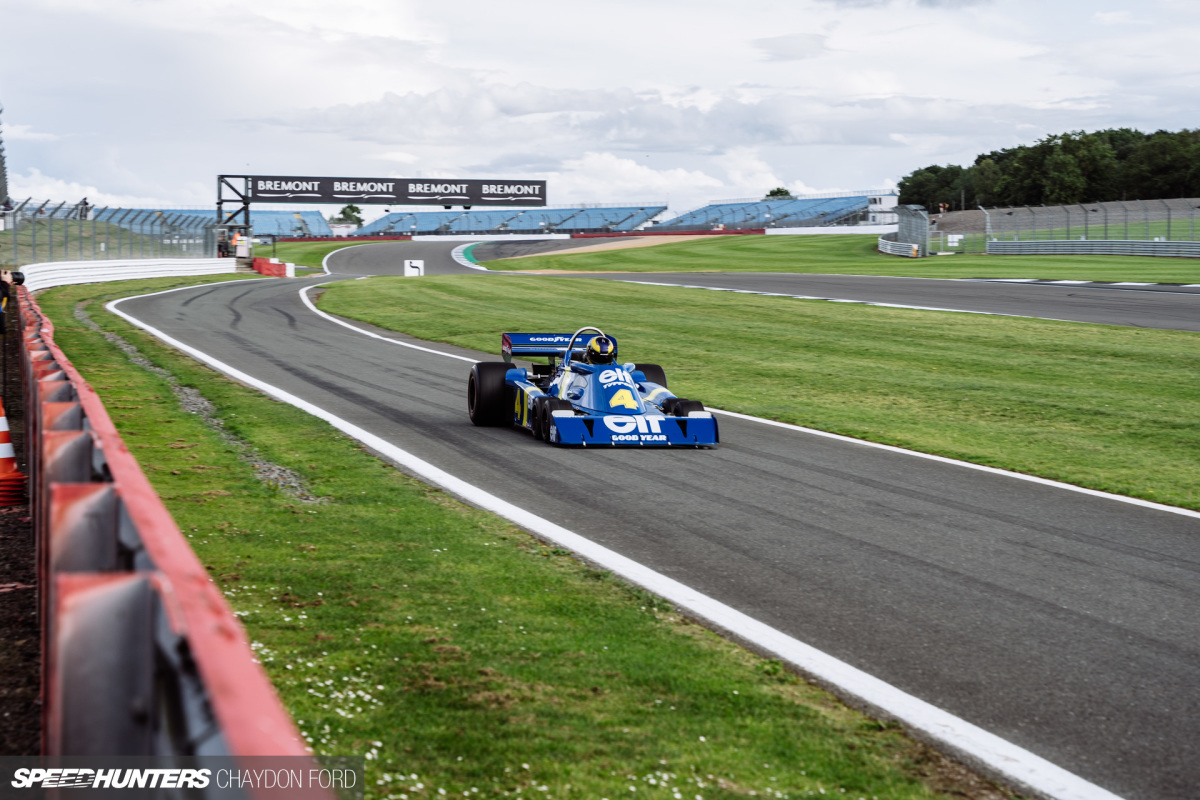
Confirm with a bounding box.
[357,203,666,236]
[652,192,893,231]
[90,208,333,237]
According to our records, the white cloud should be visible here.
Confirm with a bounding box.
[755,33,831,61]
[7,168,181,207]
[1,124,61,142]
[549,152,723,205]
[1092,11,1149,26]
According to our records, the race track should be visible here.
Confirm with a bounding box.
[114,241,1200,800]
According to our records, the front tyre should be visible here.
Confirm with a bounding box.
[672,399,705,417]
[468,362,511,426]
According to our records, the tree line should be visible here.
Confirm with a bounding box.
[897,128,1200,210]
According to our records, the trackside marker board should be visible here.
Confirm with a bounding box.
[404,260,424,277]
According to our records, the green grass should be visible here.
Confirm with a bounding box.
[481,233,1200,283]
[34,275,1012,799]
[319,274,1200,511]
[263,240,373,271]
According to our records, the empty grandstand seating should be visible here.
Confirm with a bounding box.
[653,195,871,231]
[357,204,667,236]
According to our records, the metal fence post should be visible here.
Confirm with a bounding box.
[1136,200,1150,240]
[12,199,28,266]
[31,201,49,264]
[92,206,107,260]
[1160,199,1172,241]
[114,209,129,258]
[48,201,65,263]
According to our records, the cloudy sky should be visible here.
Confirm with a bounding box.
[1,0,1197,220]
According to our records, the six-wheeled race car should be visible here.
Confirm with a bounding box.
[467,326,719,447]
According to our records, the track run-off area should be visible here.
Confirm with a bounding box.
[110,240,1200,800]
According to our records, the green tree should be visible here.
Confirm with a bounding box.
[1042,146,1087,205]
[765,187,793,199]
[898,164,965,210]
[972,158,1001,206]
[1122,129,1200,198]
[329,204,364,226]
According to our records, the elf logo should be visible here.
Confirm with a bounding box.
[603,416,664,437]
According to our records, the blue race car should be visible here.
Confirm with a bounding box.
[467,326,719,447]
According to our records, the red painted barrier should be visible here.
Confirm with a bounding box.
[17,287,313,759]
[252,257,288,277]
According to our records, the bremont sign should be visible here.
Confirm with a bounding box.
[221,175,547,207]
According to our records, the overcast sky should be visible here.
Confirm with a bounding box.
[2,0,1197,220]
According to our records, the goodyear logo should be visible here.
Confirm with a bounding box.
[603,416,668,442]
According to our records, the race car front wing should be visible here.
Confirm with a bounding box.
[548,410,718,447]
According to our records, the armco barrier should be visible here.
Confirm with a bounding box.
[986,239,1200,258]
[878,236,921,258]
[20,258,236,292]
[18,286,313,761]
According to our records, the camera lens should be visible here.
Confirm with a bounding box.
[10,271,25,286]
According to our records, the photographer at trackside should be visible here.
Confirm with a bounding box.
[0,269,24,302]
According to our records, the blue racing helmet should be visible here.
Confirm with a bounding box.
[584,335,616,365]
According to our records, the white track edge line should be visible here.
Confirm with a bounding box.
[707,409,1200,520]
[613,280,1081,324]
[297,286,478,363]
[105,289,1126,800]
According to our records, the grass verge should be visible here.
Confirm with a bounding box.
[480,233,1200,282]
[35,276,1020,799]
[264,241,398,272]
[318,274,1200,511]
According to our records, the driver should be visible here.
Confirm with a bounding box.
[583,335,616,365]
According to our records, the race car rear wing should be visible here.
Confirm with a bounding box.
[502,333,618,363]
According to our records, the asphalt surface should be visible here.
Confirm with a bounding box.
[118,241,1200,800]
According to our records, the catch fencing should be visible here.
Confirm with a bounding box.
[1,199,217,267]
[924,198,1200,256]
[878,205,929,257]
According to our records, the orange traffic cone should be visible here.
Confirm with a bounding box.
[0,398,26,506]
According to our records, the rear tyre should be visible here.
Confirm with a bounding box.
[468,362,511,427]
[672,399,705,417]
[635,363,668,388]
[542,398,574,444]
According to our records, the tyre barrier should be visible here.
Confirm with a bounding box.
[17,286,312,760]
